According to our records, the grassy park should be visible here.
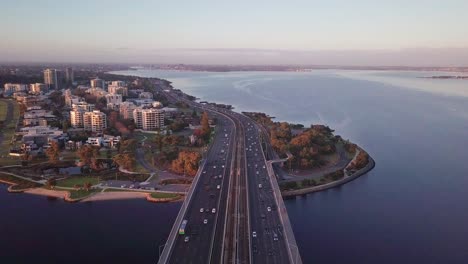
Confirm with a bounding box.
[56,176,99,188]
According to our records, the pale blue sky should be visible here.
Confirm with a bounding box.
[2,0,468,65]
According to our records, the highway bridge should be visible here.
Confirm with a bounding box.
[157,88,301,264]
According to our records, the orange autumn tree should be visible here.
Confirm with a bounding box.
[171,150,202,176]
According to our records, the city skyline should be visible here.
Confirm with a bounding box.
[2,0,468,66]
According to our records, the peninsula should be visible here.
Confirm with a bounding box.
[0,66,374,203]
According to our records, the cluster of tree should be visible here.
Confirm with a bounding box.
[270,123,337,170]
[69,131,92,142]
[347,151,369,171]
[344,141,357,154]
[77,145,103,171]
[46,177,57,189]
[48,91,65,108]
[170,150,201,177]
[0,74,42,88]
[118,139,137,153]
[154,147,179,167]
[45,141,60,163]
[105,111,134,136]
[154,134,186,151]
[193,112,211,145]
[112,153,135,170]
[175,101,190,108]
[169,119,189,132]
[108,138,137,171]
[72,182,93,191]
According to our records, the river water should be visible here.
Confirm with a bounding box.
[2,69,468,263]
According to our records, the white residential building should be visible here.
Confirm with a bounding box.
[84,110,107,133]
[105,93,123,106]
[90,78,105,88]
[70,109,85,128]
[86,87,108,98]
[119,101,136,119]
[72,102,95,112]
[108,85,128,96]
[133,108,165,131]
[4,83,27,95]
[30,83,48,94]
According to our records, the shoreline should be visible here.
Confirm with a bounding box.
[281,155,376,197]
[1,182,183,203]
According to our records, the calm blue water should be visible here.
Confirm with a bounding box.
[0,184,180,264]
[2,69,468,263]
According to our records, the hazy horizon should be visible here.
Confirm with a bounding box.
[2,0,468,66]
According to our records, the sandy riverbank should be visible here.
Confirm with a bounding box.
[24,188,69,199]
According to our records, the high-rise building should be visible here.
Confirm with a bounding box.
[133,108,164,131]
[90,78,105,89]
[43,69,63,90]
[70,109,85,128]
[108,85,128,96]
[119,102,136,120]
[105,94,123,105]
[30,83,47,94]
[65,67,74,84]
[83,110,107,133]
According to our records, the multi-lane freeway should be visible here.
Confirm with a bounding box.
[158,87,301,264]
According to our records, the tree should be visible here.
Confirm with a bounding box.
[62,121,69,132]
[46,177,57,189]
[171,150,201,177]
[83,182,92,191]
[154,133,164,151]
[77,145,98,166]
[200,112,211,140]
[45,141,60,163]
[113,153,135,170]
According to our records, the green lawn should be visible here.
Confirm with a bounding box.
[150,192,179,199]
[56,176,99,188]
[103,188,148,193]
[68,189,98,199]
[0,172,42,189]
[102,188,179,199]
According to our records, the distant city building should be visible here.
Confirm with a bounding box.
[86,87,108,98]
[105,94,123,105]
[72,102,95,112]
[119,101,136,120]
[65,67,74,84]
[70,109,85,128]
[83,110,107,133]
[43,69,63,90]
[90,78,105,89]
[108,85,128,96]
[133,108,164,131]
[109,81,126,87]
[3,83,27,95]
[30,83,48,94]
[128,98,157,107]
